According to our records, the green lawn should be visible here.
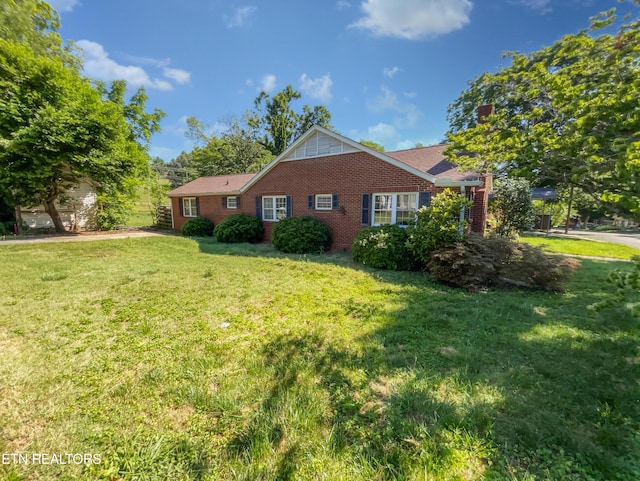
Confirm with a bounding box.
[126,211,155,227]
[1,237,638,480]
[521,233,640,260]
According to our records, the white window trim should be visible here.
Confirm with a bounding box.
[183,197,197,217]
[372,192,418,226]
[226,196,238,209]
[262,195,287,222]
[315,194,332,210]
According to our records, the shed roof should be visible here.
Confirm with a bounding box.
[167,173,256,197]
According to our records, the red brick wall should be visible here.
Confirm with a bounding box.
[241,152,436,251]
[171,151,487,250]
[171,195,239,232]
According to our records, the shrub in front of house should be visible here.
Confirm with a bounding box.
[352,225,415,270]
[428,234,579,291]
[271,216,332,254]
[182,216,214,237]
[407,188,473,267]
[214,213,264,243]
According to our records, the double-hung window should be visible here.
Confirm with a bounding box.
[262,196,287,221]
[315,194,333,210]
[182,197,197,217]
[372,193,417,226]
[226,196,238,209]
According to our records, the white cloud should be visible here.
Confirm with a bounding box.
[349,0,472,40]
[299,74,333,103]
[366,122,398,144]
[510,0,552,14]
[367,85,423,129]
[77,40,190,91]
[404,91,417,98]
[368,85,398,111]
[224,6,257,28]
[47,0,81,12]
[383,66,400,78]
[336,1,352,9]
[259,74,277,92]
[163,67,191,85]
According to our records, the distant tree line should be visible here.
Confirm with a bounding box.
[157,86,333,187]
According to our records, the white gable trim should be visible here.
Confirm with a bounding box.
[283,130,358,161]
[241,125,443,192]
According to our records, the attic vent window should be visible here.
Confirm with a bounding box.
[293,133,344,159]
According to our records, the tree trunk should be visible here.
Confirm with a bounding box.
[43,199,67,233]
[582,214,590,230]
[14,206,22,235]
[564,185,574,235]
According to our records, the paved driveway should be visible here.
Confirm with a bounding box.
[550,229,640,250]
[0,229,172,245]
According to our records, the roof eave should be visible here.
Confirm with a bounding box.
[167,190,243,197]
[434,179,483,187]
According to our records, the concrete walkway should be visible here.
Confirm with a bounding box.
[0,228,173,245]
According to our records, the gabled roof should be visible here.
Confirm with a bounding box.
[168,126,483,197]
[167,173,256,197]
[241,125,482,192]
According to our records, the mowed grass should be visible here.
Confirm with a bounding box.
[521,233,640,260]
[0,236,638,480]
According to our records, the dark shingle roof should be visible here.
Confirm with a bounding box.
[167,173,256,197]
[386,144,480,182]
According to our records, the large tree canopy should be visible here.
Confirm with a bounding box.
[248,85,333,156]
[0,0,78,65]
[446,4,640,217]
[182,116,273,178]
[0,40,151,232]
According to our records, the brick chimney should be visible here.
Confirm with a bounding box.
[477,104,494,124]
[473,104,494,235]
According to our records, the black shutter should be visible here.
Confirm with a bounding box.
[286,195,293,218]
[195,197,200,216]
[236,196,241,209]
[361,193,371,225]
[222,196,227,208]
[255,196,262,220]
[308,195,314,209]
[332,194,339,210]
[178,198,184,216]
[418,191,431,208]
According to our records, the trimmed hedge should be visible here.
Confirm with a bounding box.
[428,234,579,291]
[214,213,264,243]
[352,225,414,270]
[271,216,332,254]
[182,217,214,237]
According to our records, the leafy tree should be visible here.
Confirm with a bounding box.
[0,0,78,65]
[150,157,168,177]
[360,139,385,152]
[248,85,333,156]
[221,117,273,172]
[166,152,195,187]
[446,4,640,218]
[183,116,272,177]
[491,177,536,236]
[0,40,150,232]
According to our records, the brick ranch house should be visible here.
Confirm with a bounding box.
[168,125,490,251]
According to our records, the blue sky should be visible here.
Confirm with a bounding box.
[48,0,631,161]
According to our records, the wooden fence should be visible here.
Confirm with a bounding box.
[156,205,172,230]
